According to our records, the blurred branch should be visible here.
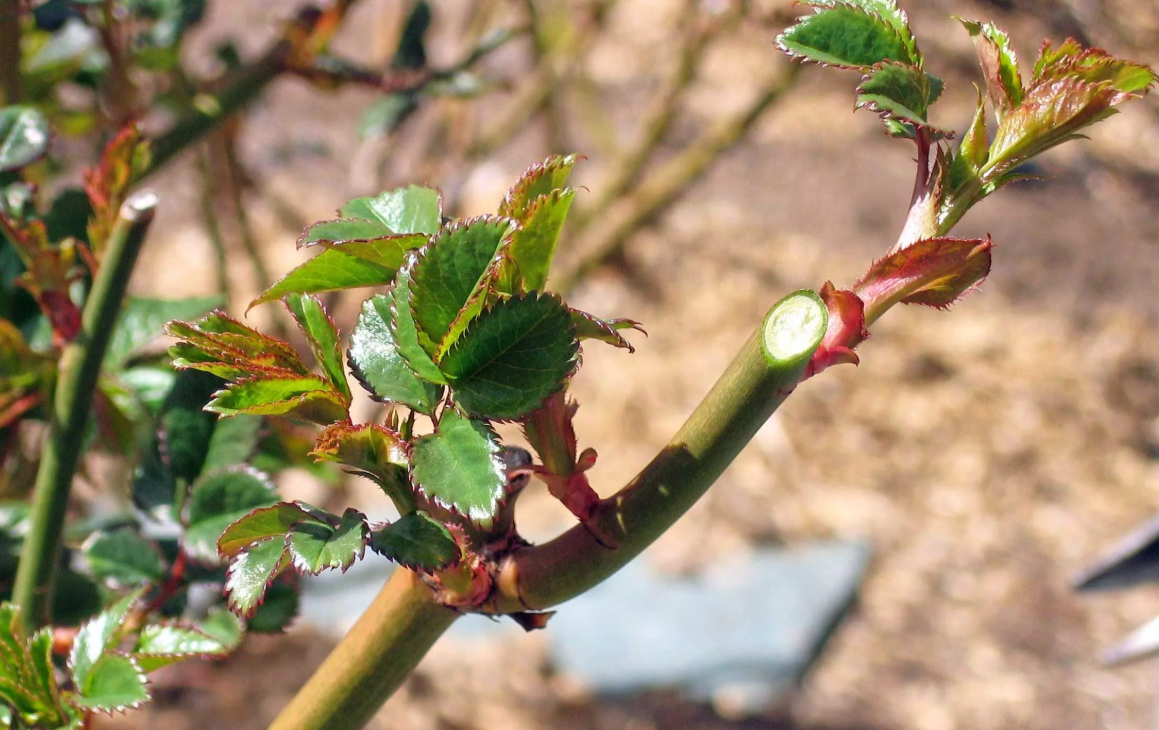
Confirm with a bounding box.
[195,146,231,296]
[0,0,20,106]
[554,63,802,292]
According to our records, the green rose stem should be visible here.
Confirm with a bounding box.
[267,289,827,730]
[13,192,157,632]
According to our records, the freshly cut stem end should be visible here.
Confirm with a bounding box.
[762,290,828,366]
[488,290,827,612]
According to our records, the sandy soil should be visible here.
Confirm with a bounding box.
[96,0,1159,728]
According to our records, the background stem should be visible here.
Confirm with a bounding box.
[12,193,157,631]
[0,0,21,106]
[265,569,459,730]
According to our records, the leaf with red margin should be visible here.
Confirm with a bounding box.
[958,19,1023,117]
[498,155,579,221]
[370,510,460,571]
[217,501,320,558]
[286,507,369,576]
[283,293,351,403]
[411,409,506,528]
[83,124,151,255]
[224,536,290,618]
[131,623,232,673]
[853,236,993,314]
[206,376,348,425]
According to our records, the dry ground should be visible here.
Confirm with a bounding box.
[97,0,1159,728]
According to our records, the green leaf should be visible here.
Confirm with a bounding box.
[287,508,368,575]
[411,409,506,526]
[216,501,317,558]
[206,376,348,424]
[310,423,413,512]
[302,232,428,269]
[571,310,645,353]
[959,19,1023,117]
[70,654,149,712]
[856,62,939,126]
[389,265,446,384]
[409,217,515,359]
[106,295,223,370]
[132,623,230,673]
[499,155,579,221]
[0,604,64,726]
[248,247,396,310]
[166,312,309,375]
[946,88,989,197]
[224,536,289,617]
[284,293,351,402]
[441,294,579,420]
[83,530,166,587]
[200,414,264,473]
[340,185,442,236]
[247,581,300,633]
[0,107,51,173]
[503,187,576,292]
[348,293,444,413]
[196,606,244,650]
[370,510,460,571]
[184,466,278,561]
[776,1,918,70]
[69,592,137,692]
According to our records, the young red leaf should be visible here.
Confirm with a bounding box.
[83,124,151,254]
[959,19,1023,117]
[853,237,993,323]
[310,422,414,512]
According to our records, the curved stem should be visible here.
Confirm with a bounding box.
[13,193,157,631]
[489,289,826,611]
[265,569,459,730]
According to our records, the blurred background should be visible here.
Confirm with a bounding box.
[69,0,1159,727]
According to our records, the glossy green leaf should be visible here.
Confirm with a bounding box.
[196,606,244,650]
[70,654,149,712]
[69,593,137,693]
[856,62,937,126]
[0,107,51,173]
[0,604,64,726]
[389,265,446,384]
[83,530,166,586]
[206,376,348,424]
[132,623,230,673]
[348,293,444,413]
[776,1,918,70]
[284,293,350,402]
[311,422,413,512]
[498,155,579,221]
[184,466,278,561]
[249,247,396,310]
[340,185,442,236]
[224,536,289,617]
[505,187,575,292]
[411,409,506,526]
[370,510,459,571]
[106,295,223,370]
[409,217,514,359]
[217,501,317,558]
[959,19,1022,116]
[441,294,579,420]
[247,581,300,633]
[287,508,368,575]
[200,414,263,473]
